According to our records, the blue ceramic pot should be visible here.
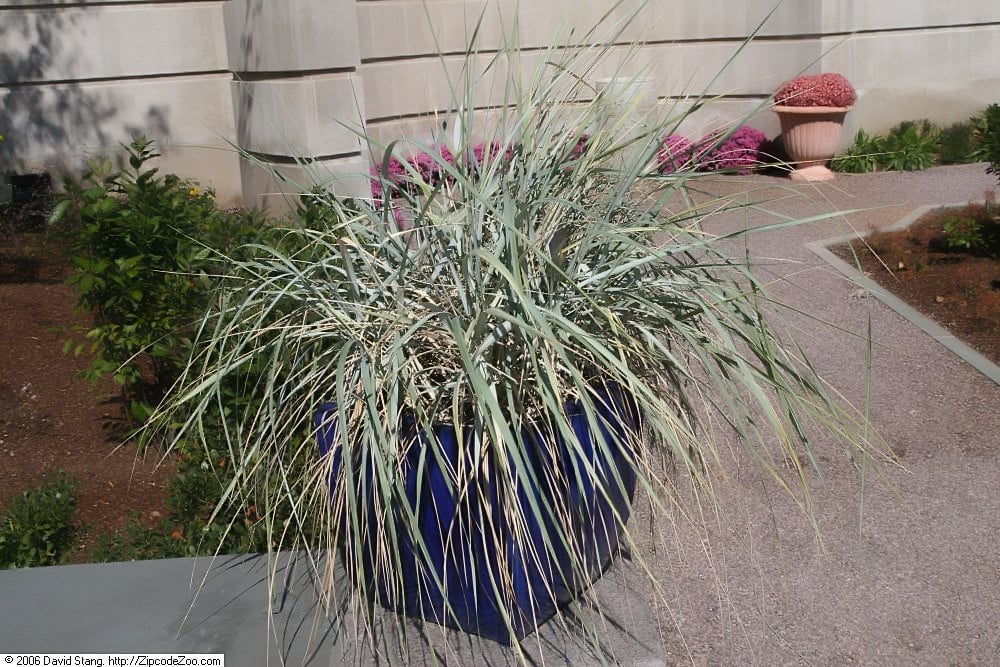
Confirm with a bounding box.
[315,384,638,645]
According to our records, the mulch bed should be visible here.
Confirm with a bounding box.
[0,226,174,562]
[832,204,1000,366]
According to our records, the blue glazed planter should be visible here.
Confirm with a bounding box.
[314,384,638,645]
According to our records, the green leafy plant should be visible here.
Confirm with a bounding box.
[881,119,940,171]
[50,138,270,424]
[942,213,985,251]
[832,128,886,173]
[833,111,1000,173]
[147,2,889,655]
[1,474,79,568]
[939,201,1000,259]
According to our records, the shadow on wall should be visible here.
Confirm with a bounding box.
[231,0,264,158]
[0,7,172,175]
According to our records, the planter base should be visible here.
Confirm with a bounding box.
[789,163,836,182]
[772,105,851,183]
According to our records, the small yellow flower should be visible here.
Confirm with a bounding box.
[188,186,201,197]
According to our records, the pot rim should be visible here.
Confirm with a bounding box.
[315,381,638,441]
[772,104,854,114]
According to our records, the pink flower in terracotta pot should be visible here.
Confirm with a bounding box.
[772,73,856,181]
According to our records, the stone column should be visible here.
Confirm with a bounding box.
[224,0,368,211]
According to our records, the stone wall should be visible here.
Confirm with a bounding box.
[0,1,242,201]
[1,0,998,207]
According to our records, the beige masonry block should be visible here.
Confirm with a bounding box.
[821,0,1000,33]
[360,53,512,121]
[842,78,1000,140]
[357,0,689,61]
[357,0,515,61]
[232,74,365,158]
[156,144,244,206]
[0,4,227,83]
[508,0,821,49]
[239,154,370,214]
[0,73,238,182]
[655,39,825,98]
[358,37,819,124]
[0,0,157,4]
[356,0,825,62]
[657,0,823,40]
[820,26,1000,90]
[224,0,360,72]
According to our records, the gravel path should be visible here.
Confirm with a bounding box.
[642,164,1000,666]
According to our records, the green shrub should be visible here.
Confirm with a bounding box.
[832,128,885,173]
[937,120,981,165]
[942,212,985,251]
[0,474,79,568]
[881,119,939,171]
[968,110,991,162]
[835,110,1000,172]
[47,138,302,560]
[50,138,270,424]
[983,104,1000,185]
[940,202,1000,259]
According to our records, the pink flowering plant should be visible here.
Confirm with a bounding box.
[368,155,408,207]
[775,73,856,108]
[658,126,767,175]
[699,126,768,174]
[368,145,458,208]
[471,140,515,172]
[370,133,589,209]
[656,134,695,174]
[408,145,456,186]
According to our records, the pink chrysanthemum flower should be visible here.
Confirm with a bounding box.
[472,141,515,169]
[408,145,456,185]
[369,156,409,207]
[698,126,768,175]
[657,134,695,174]
[775,73,856,108]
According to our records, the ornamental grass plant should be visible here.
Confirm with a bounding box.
[147,1,891,659]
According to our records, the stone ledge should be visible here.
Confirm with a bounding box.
[0,553,338,661]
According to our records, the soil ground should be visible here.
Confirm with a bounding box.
[0,225,173,562]
[832,204,1000,365]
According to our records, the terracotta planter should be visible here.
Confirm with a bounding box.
[773,105,852,181]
